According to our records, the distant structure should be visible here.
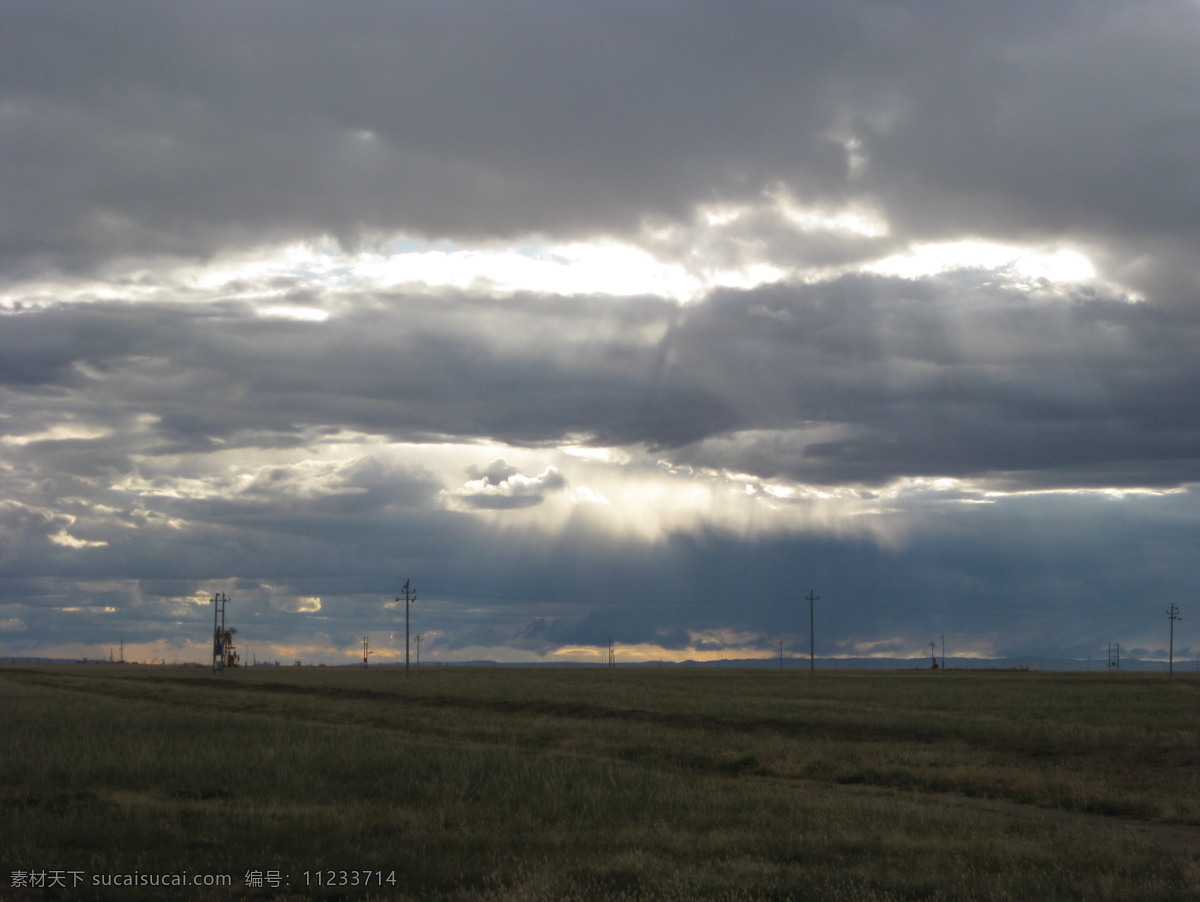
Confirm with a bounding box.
[397,579,416,677]
[212,592,239,672]
[806,589,819,674]
[1107,641,1120,672]
[1167,605,1182,674]
[362,636,371,668]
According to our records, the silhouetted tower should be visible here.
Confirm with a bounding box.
[1167,605,1181,674]
[362,636,371,668]
[806,590,819,674]
[212,592,233,672]
[398,580,416,677]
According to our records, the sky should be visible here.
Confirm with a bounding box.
[1,1,1198,667]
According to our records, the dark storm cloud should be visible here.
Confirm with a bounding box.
[4,270,1200,495]
[665,276,1200,489]
[428,488,1200,661]
[862,3,1200,254]
[3,1,1197,293]
[0,291,730,453]
[0,0,852,270]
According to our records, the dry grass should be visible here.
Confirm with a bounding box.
[1,664,1198,900]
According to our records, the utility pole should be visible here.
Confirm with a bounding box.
[1167,605,1181,674]
[397,580,416,677]
[362,636,370,668]
[806,589,819,675]
[212,592,229,673]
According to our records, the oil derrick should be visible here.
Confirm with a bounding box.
[222,627,239,669]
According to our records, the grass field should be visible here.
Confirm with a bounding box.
[1,664,1198,901]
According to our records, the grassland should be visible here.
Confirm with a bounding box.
[1,664,1198,901]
